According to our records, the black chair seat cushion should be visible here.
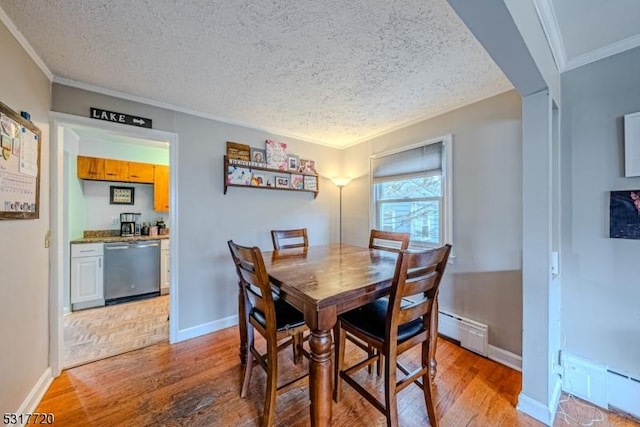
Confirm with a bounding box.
[251,294,306,332]
[340,298,424,343]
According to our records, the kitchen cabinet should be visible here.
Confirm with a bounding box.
[71,243,104,310]
[104,158,129,181]
[77,156,105,180]
[128,161,155,183]
[160,239,170,295]
[154,165,170,212]
[77,156,155,184]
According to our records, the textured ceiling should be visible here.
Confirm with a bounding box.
[1,0,512,148]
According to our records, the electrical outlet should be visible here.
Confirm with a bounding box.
[111,216,119,226]
[44,230,51,248]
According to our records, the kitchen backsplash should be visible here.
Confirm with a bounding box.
[76,181,169,234]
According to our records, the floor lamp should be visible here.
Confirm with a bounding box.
[331,177,351,245]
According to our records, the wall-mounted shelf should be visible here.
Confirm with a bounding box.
[223,155,319,198]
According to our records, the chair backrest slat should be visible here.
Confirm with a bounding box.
[369,229,410,253]
[271,228,309,250]
[387,245,452,339]
[228,240,277,333]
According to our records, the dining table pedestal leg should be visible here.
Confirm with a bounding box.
[309,328,333,426]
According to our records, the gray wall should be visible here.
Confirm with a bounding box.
[52,84,342,333]
[343,90,523,354]
[561,46,640,376]
[0,21,51,413]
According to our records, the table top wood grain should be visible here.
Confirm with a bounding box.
[264,243,399,313]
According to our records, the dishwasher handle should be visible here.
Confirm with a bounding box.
[105,241,160,250]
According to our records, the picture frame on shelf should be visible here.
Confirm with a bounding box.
[266,139,288,170]
[250,147,266,164]
[291,174,304,190]
[304,176,317,191]
[226,141,251,161]
[110,186,135,205]
[299,159,317,174]
[251,173,266,187]
[275,176,290,188]
[227,166,252,185]
[287,154,299,171]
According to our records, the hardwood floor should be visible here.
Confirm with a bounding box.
[39,327,637,426]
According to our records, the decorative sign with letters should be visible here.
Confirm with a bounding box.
[90,108,152,128]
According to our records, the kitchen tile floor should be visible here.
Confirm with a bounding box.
[63,295,169,369]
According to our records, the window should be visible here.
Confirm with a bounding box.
[371,136,452,248]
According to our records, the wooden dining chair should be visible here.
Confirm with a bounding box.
[270,228,309,250]
[369,229,410,252]
[334,244,452,427]
[228,240,309,427]
[359,229,411,374]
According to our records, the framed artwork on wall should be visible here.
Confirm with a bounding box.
[110,186,135,205]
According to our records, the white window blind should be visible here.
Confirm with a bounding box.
[371,142,443,183]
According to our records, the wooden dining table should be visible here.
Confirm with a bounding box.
[236,243,441,426]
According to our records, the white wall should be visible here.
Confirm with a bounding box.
[0,20,51,413]
[52,83,342,335]
[561,46,640,377]
[343,90,524,354]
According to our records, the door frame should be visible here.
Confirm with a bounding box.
[49,112,179,376]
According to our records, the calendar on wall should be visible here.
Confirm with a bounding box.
[0,101,41,220]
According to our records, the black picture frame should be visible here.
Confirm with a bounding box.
[110,186,135,205]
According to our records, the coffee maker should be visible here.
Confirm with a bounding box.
[120,212,141,236]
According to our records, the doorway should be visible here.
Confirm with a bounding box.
[50,112,178,375]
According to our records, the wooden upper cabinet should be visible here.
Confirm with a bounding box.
[77,156,105,180]
[154,165,170,212]
[104,159,129,182]
[77,156,155,184]
[128,162,155,183]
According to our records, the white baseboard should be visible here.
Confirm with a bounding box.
[488,345,522,371]
[517,392,553,426]
[516,378,561,427]
[16,368,53,426]
[174,314,238,343]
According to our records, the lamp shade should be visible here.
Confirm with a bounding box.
[331,177,352,187]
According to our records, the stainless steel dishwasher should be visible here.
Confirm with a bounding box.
[104,240,160,304]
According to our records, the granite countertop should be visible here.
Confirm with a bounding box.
[70,230,170,244]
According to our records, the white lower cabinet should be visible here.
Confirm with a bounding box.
[160,239,170,295]
[71,243,105,310]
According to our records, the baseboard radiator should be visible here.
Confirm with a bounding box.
[562,351,640,419]
[438,310,488,357]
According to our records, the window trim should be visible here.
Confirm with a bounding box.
[369,134,453,251]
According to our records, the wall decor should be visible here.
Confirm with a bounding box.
[226,141,251,161]
[291,174,304,189]
[250,147,266,164]
[610,190,640,239]
[275,175,290,188]
[0,101,41,220]
[110,186,135,205]
[299,159,317,174]
[266,139,288,170]
[304,175,318,191]
[90,107,152,128]
[288,154,299,171]
[251,173,266,187]
[624,112,640,177]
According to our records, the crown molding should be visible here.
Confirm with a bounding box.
[343,86,514,148]
[52,77,342,149]
[532,0,566,71]
[0,6,53,81]
[564,32,640,72]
